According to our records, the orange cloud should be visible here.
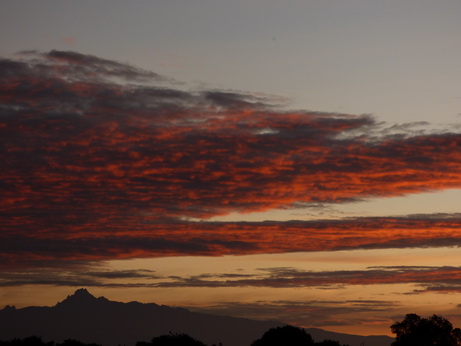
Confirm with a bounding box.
[2,51,461,268]
[2,215,461,267]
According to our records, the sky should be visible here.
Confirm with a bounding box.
[1,0,461,337]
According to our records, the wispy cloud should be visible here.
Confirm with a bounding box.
[2,51,461,268]
[0,268,158,287]
[3,261,461,295]
[154,265,461,291]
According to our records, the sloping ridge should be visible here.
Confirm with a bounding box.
[0,289,393,346]
[0,289,281,346]
[306,328,392,346]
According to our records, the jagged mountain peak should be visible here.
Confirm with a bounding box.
[56,288,103,306]
[73,288,94,298]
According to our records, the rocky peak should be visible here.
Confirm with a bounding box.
[73,288,94,298]
[56,288,99,307]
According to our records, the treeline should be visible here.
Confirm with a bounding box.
[0,326,348,346]
[0,337,100,346]
[3,313,461,346]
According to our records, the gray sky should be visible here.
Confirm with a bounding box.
[2,0,461,125]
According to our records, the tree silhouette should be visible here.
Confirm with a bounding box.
[391,313,461,346]
[136,333,206,346]
[251,325,314,346]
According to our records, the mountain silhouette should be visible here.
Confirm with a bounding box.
[0,289,393,346]
[56,289,101,306]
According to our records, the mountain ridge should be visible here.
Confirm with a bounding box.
[0,289,393,346]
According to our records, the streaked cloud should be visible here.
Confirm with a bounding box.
[0,268,158,288]
[3,262,461,295]
[2,51,461,269]
[2,214,461,267]
[154,265,461,292]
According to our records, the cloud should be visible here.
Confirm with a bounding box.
[3,256,461,296]
[2,50,461,268]
[2,213,461,267]
[411,285,461,294]
[0,268,159,288]
[149,265,461,291]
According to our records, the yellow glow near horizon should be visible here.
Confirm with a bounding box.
[208,189,461,222]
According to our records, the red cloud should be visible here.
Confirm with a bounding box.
[2,216,461,267]
[2,51,461,267]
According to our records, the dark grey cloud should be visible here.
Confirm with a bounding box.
[151,266,461,290]
[4,260,461,299]
[0,268,159,288]
[19,50,169,83]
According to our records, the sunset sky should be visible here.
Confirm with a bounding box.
[2,0,461,337]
